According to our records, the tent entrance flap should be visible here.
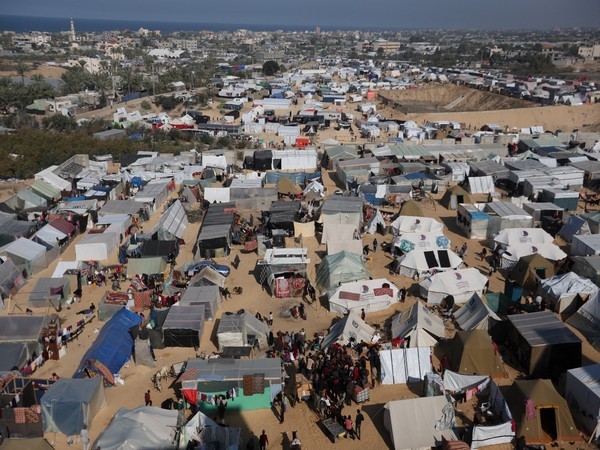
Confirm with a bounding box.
[539,407,558,441]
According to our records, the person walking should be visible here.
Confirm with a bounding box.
[361,308,366,321]
[80,424,90,450]
[280,394,288,423]
[344,415,354,439]
[355,409,364,440]
[259,430,269,450]
[218,395,227,421]
[372,238,378,253]
[145,390,152,406]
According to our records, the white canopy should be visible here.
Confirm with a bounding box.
[454,294,501,331]
[379,347,432,384]
[420,268,488,305]
[493,228,554,250]
[390,301,445,347]
[321,309,375,348]
[392,232,450,252]
[398,249,463,278]
[391,216,444,234]
[328,278,398,314]
[500,243,567,268]
[75,232,118,261]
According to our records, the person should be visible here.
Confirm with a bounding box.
[363,244,370,256]
[480,247,487,261]
[440,355,448,375]
[259,430,269,450]
[361,308,366,321]
[344,415,354,439]
[218,396,227,421]
[268,311,273,326]
[291,431,301,450]
[81,424,90,450]
[51,372,60,381]
[372,332,380,344]
[280,394,288,423]
[461,243,468,258]
[355,409,364,440]
[145,390,152,406]
[488,265,494,276]
[372,238,378,253]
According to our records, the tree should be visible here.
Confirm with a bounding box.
[42,115,77,132]
[16,63,29,85]
[262,60,280,76]
[140,100,152,111]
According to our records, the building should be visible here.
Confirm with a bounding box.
[373,39,401,54]
[578,44,600,60]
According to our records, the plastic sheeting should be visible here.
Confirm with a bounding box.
[379,347,432,384]
[315,251,370,292]
[565,364,600,434]
[454,294,501,331]
[321,223,355,245]
[321,310,375,348]
[471,422,515,449]
[180,411,241,449]
[390,301,445,347]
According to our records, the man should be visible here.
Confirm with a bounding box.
[361,308,366,321]
[280,394,288,423]
[145,390,152,406]
[80,424,90,450]
[355,409,364,440]
[218,396,227,421]
[372,238,378,253]
[259,430,269,450]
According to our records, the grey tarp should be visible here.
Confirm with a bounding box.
[0,342,41,371]
[27,277,71,308]
[178,285,221,320]
[41,377,106,436]
[163,304,205,347]
[156,200,188,240]
[134,338,155,367]
[0,315,51,342]
[0,258,26,303]
[315,250,370,292]
[99,199,143,216]
[216,311,270,351]
[322,310,375,348]
[0,238,48,277]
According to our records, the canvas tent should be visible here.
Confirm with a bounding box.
[441,185,471,210]
[126,256,167,277]
[539,272,599,316]
[365,209,386,234]
[27,277,71,308]
[567,292,600,351]
[321,310,375,348]
[216,311,270,351]
[379,347,432,384]
[420,268,488,305]
[508,310,581,377]
[505,379,579,443]
[392,232,450,253]
[41,377,105,436]
[315,250,370,292]
[500,243,566,269]
[565,364,600,435]
[178,285,221,320]
[447,330,507,377]
[0,238,48,277]
[391,216,444,235]
[398,249,463,278]
[180,410,241,450]
[493,228,554,250]
[162,304,205,347]
[390,300,445,347]
[509,254,555,290]
[75,232,118,261]
[384,396,457,450]
[399,201,424,217]
[0,258,26,304]
[93,406,180,450]
[454,294,501,332]
[328,278,398,314]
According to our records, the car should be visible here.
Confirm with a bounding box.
[187,260,231,277]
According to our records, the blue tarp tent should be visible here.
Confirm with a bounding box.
[73,307,141,384]
[131,177,143,188]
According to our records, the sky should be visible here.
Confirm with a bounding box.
[2,0,600,30]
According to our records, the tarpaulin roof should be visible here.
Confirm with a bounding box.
[73,307,141,378]
[179,285,221,321]
[156,200,188,239]
[315,250,370,291]
[0,315,51,342]
[391,300,445,347]
[454,294,500,331]
[508,310,581,347]
[0,342,40,371]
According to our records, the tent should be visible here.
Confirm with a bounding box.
[384,396,457,450]
[155,200,188,240]
[454,294,501,332]
[390,300,445,347]
[0,258,26,303]
[303,180,324,197]
[276,177,301,195]
[315,250,370,292]
[441,185,471,210]
[508,310,581,377]
[365,209,385,234]
[321,222,355,245]
[178,285,221,320]
[141,240,178,258]
[493,228,554,250]
[398,249,463,278]
[565,364,600,435]
[75,232,118,261]
[571,234,600,257]
[0,238,48,277]
[257,248,309,298]
[73,307,142,384]
[195,203,235,259]
[163,304,205,348]
[392,232,450,253]
[126,257,167,277]
[509,253,555,290]
[328,278,398,314]
[93,406,180,450]
[379,347,432,384]
[391,216,443,235]
[567,290,600,351]
[319,196,364,228]
[216,311,270,351]
[447,330,507,377]
[28,277,71,308]
[500,243,566,269]
[41,377,106,436]
[419,268,488,305]
[558,215,591,243]
[399,200,424,217]
[539,272,599,316]
[505,379,579,443]
[321,310,375,348]
[180,410,241,450]
[326,239,363,256]
[572,255,600,287]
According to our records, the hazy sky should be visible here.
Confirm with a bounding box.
[3,0,600,29]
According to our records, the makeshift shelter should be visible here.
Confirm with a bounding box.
[216,311,270,351]
[571,234,600,257]
[0,238,48,277]
[27,277,71,308]
[391,216,444,235]
[468,175,496,194]
[133,180,170,210]
[399,200,424,217]
[508,310,581,377]
[539,272,599,316]
[93,406,180,450]
[276,177,301,196]
[447,330,507,377]
[162,304,205,348]
[326,238,363,256]
[379,347,432,384]
[509,254,555,290]
[41,377,105,436]
[155,200,188,240]
[558,215,591,243]
[195,203,235,259]
[73,307,142,385]
[500,243,566,269]
[179,358,283,412]
[456,203,491,239]
[398,249,463,278]
[319,197,364,228]
[0,258,26,303]
[493,228,554,250]
[392,232,450,253]
[178,285,221,320]
[328,278,398,314]
[141,240,178,258]
[315,250,370,292]
[420,268,488,305]
[257,248,309,298]
[365,209,386,234]
[505,379,579,443]
[75,232,118,262]
[483,202,533,238]
[567,292,600,351]
[268,201,300,235]
[454,294,501,332]
[126,257,167,277]
[384,396,457,450]
[321,222,355,245]
[441,185,471,210]
[180,410,241,450]
[572,255,600,287]
[565,364,600,435]
[390,300,445,347]
[321,310,375,348]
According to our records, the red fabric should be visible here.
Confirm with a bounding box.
[182,389,198,405]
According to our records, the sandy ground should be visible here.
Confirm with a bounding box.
[0,62,67,79]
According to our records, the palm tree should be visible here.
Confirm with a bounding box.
[16,63,29,85]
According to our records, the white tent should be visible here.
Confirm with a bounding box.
[391,216,444,235]
[327,239,363,256]
[493,228,554,250]
[321,223,355,245]
[379,347,432,384]
[33,223,67,248]
[75,232,118,261]
[567,288,600,351]
[565,364,600,435]
[216,311,270,351]
[500,243,567,268]
[0,237,48,276]
[390,301,445,347]
[271,149,317,170]
[420,268,488,305]
[365,210,385,234]
[454,294,501,331]
[540,272,600,315]
[469,176,495,194]
[156,200,188,240]
[180,410,241,449]
[328,278,398,314]
[384,396,457,450]
[303,180,325,197]
[321,309,375,348]
[392,232,450,253]
[398,249,463,278]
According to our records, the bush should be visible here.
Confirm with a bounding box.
[140,100,152,111]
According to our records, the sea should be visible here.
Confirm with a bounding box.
[0,15,373,33]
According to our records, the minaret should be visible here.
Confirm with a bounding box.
[69,18,76,42]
